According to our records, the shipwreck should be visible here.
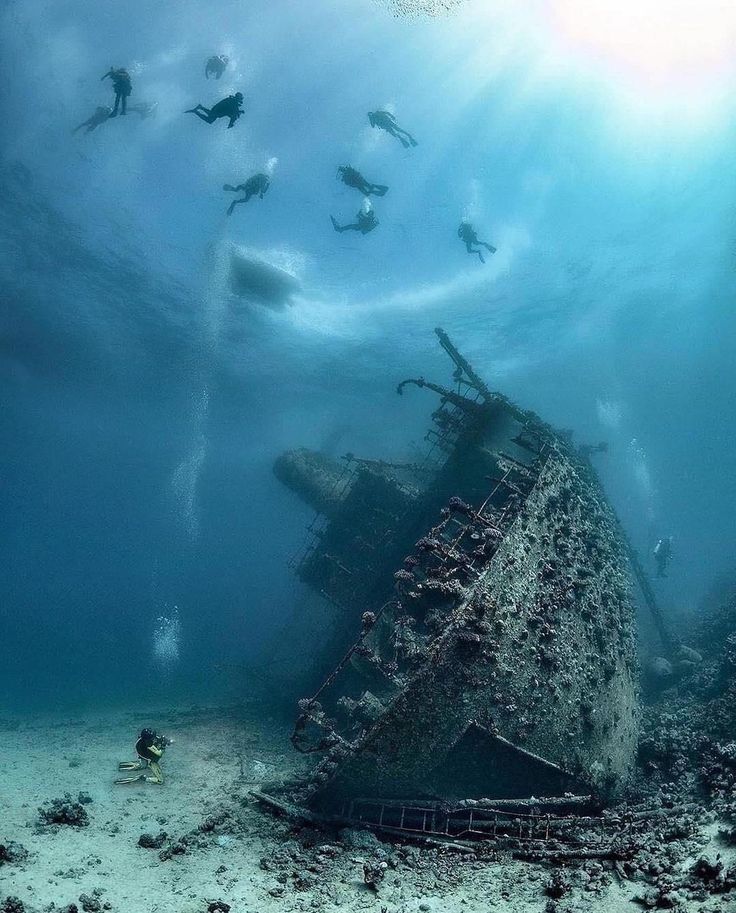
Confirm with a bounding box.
[270,329,640,832]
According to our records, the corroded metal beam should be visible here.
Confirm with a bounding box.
[396,377,483,414]
[434,327,492,401]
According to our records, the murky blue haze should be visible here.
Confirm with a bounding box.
[1,0,734,711]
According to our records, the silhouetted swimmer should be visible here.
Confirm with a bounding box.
[367,110,417,148]
[337,165,388,197]
[223,173,270,215]
[654,537,674,579]
[205,55,229,79]
[102,67,132,117]
[127,101,158,119]
[458,220,496,264]
[185,93,244,128]
[330,207,379,235]
[579,441,609,459]
[72,105,112,134]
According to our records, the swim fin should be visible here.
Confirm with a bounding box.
[118,761,141,770]
[114,774,146,785]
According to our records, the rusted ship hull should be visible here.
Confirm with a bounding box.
[276,330,639,809]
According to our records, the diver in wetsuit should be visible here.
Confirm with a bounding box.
[654,537,674,578]
[72,106,112,134]
[185,92,244,128]
[223,172,270,215]
[336,165,388,197]
[102,67,132,117]
[367,110,418,148]
[330,205,379,235]
[578,441,609,459]
[205,55,229,79]
[115,729,173,785]
[458,220,496,263]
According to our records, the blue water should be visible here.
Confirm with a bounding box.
[1,0,735,711]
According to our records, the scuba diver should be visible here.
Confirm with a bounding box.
[458,220,497,263]
[579,441,609,459]
[367,110,418,148]
[185,93,244,128]
[336,165,388,197]
[205,55,229,79]
[72,105,112,134]
[330,203,379,235]
[654,536,674,578]
[223,173,270,215]
[127,101,158,119]
[101,67,132,117]
[115,728,173,785]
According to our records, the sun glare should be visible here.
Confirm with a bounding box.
[546,0,736,95]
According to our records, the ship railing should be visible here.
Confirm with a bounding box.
[421,381,485,467]
[289,378,484,575]
[337,796,609,844]
[406,438,553,594]
[288,453,362,571]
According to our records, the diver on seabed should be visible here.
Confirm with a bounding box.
[185,92,244,128]
[115,729,173,785]
[336,165,388,196]
[205,55,229,79]
[654,536,674,578]
[72,106,112,134]
[223,172,270,215]
[367,110,418,148]
[330,202,379,235]
[101,67,132,117]
[458,220,496,263]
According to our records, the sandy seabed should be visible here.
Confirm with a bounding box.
[0,703,731,913]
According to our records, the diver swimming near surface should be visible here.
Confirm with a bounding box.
[336,165,388,197]
[367,110,417,148]
[101,67,132,117]
[205,55,229,79]
[330,203,379,235]
[458,220,496,263]
[72,106,112,134]
[223,172,270,215]
[185,93,244,128]
[115,729,173,785]
[73,100,155,134]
